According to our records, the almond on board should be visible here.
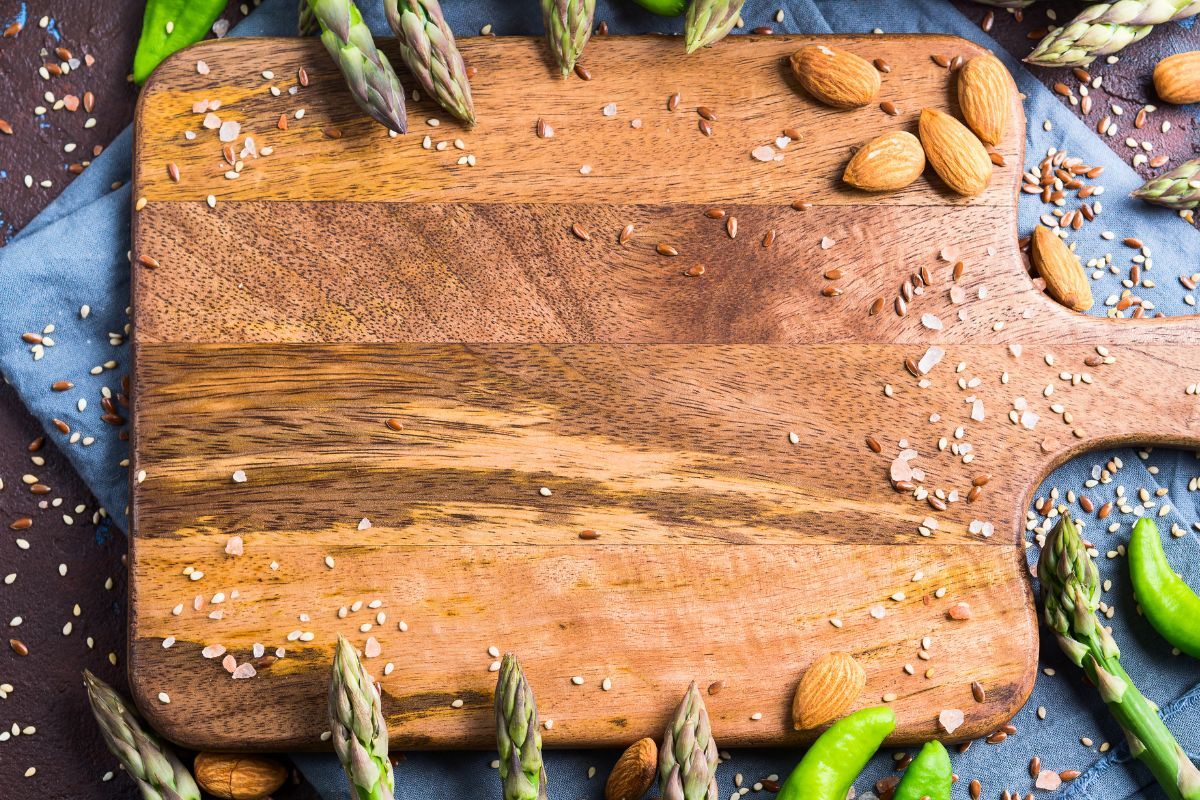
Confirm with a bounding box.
[789,45,880,108]
[918,108,993,197]
[843,130,926,191]
[792,651,866,730]
[957,53,1013,146]
[1031,225,1093,312]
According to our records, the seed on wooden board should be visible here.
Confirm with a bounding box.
[824,268,843,280]
[697,106,717,121]
[929,496,947,512]
[866,436,882,453]
[989,151,1006,167]
[298,66,309,86]
[668,92,680,111]
[579,529,599,540]
[931,54,951,68]
[791,199,813,210]
[166,162,180,182]
[822,286,843,298]
[684,265,705,277]
[726,217,737,239]
[536,118,553,139]
[137,254,160,269]
[880,100,899,116]
[873,58,892,73]
[783,128,802,141]
[656,243,679,257]
[619,224,635,245]
[895,297,907,317]
[704,207,725,219]
[698,118,713,136]
[967,486,982,503]
[707,680,724,695]
[385,418,404,431]
[762,230,776,248]
[971,681,986,703]
[574,64,592,80]
[869,297,884,316]
[571,223,591,241]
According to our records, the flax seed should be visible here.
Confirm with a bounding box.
[762,229,776,248]
[869,297,884,315]
[931,54,951,68]
[619,223,634,245]
[981,10,994,31]
[751,26,773,34]
[51,381,73,391]
[967,486,982,503]
[574,64,592,80]
[971,681,986,703]
[1135,108,1146,129]
[707,680,724,695]
[880,100,899,116]
[969,780,981,800]
[791,199,812,210]
[656,243,679,257]
[1060,771,1081,781]
[783,128,802,140]
[166,162,180,182]
[726,217,737,239]
[822,286,843,297]
[824,268,843,280]
[137,254,160,269]
[1149,154,1169,168]
[536,118,552,139]
[1072,67,1091,82]
[1029,757,1041,778]
[873,58,892,73]
[895,297,907,317]
[385,418,404,431]
[986,731,1007,744]
[698,118,713,136]
[684,265,705,277]
[953,261,964,281]
[1081,95,1093,114]
[579,530,599,540]
[866,436,882,453]
[989,151,1006,167]
[704,207,725,219]
[929,496,947,512]
[571,223,591,241]
[697,106,717,121]
[668,93,680,111]
[9,639,28,656]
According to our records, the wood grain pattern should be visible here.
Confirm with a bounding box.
[129,35,1200,752]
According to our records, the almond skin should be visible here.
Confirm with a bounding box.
[792,651,866,730]
[605,737,658,800]
[790,45,880,108]
[844,131,926,191]
[918,108,993,197]
[957,54,1012,146]
[1031,225,1093,312]
[194,753,288,800]
[1154,51,1200,105]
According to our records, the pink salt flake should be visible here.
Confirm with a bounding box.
[222,654,237,673]
[947,602,973,620]
[231,662,257,679]
[938,708,964,734]
[1036,770,1063,791]
[224,536,244,556]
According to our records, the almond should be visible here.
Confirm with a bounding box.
[843,131,926,191]
[605,737,658,800]
[791,651,866,730]
[789,45,880,108]
[194,752,288,800]
[918,108,993,197]
[957,54,1012,146]
[1031,225,1093,312]
[1154,51,1200,105]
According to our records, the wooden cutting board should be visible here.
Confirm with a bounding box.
[128,33,1200,752]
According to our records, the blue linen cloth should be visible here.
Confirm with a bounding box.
[1,1,1196,798]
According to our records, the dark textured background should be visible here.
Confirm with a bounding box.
[0,2,1196,798]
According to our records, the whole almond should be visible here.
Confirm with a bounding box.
[194,752,288,800]
[605,737,658,800]
[957,54,1012,146]
[792,651,866,730]
[844,131,926,191]
[789,45,880,108]
[1153,51,1200,105]
[918,108,993,197]
[1031,225,1093,312]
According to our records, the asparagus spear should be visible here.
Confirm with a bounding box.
[82,670,202,800]
[383,0,476,125]
[329,635,395,800]
[541,0,596,76]
[495,654,548,800]
[298,0,319,36]
[1025,0,1200,67]
[659,681,719,800]
[1132,158,1200,210]
[1039,515,1200,800]
[304,0,408,133]
[685,0,746,53]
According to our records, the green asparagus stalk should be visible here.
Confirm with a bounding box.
[659,681,719,800]
[1039,516,1200,800]
[304,0,408,133]
[495,654,548,800]
[1132,158,1200,210]
[1025,0,1200,67]
[383,0,476,125]
[540,0,596,76]
[82,670,202,800]
[329,635,395,800]
[298,0,319,36]
[685,0,745,53]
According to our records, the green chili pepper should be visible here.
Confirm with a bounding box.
[1130,517,1200,658]
[777,706,896,800]
[133,0,229,84]
[893,740,952,800]
[629,0,689,15]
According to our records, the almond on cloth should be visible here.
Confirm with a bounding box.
[1153,51,1200,105]
[1031,225,1093,311]
[918,108,993,197]
[605,737,657,800]
[791,651,866,730]
[843,130,926,191]
[789,44,880,108]
[957,53,1013,146]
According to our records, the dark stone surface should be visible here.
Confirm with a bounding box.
[0,2,1195,799]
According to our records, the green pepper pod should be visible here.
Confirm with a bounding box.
[629,0,689,15]
[133,0,229,84]
[893,740,952,800]
[777,706,896,800]
[1130,517,1200,658]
